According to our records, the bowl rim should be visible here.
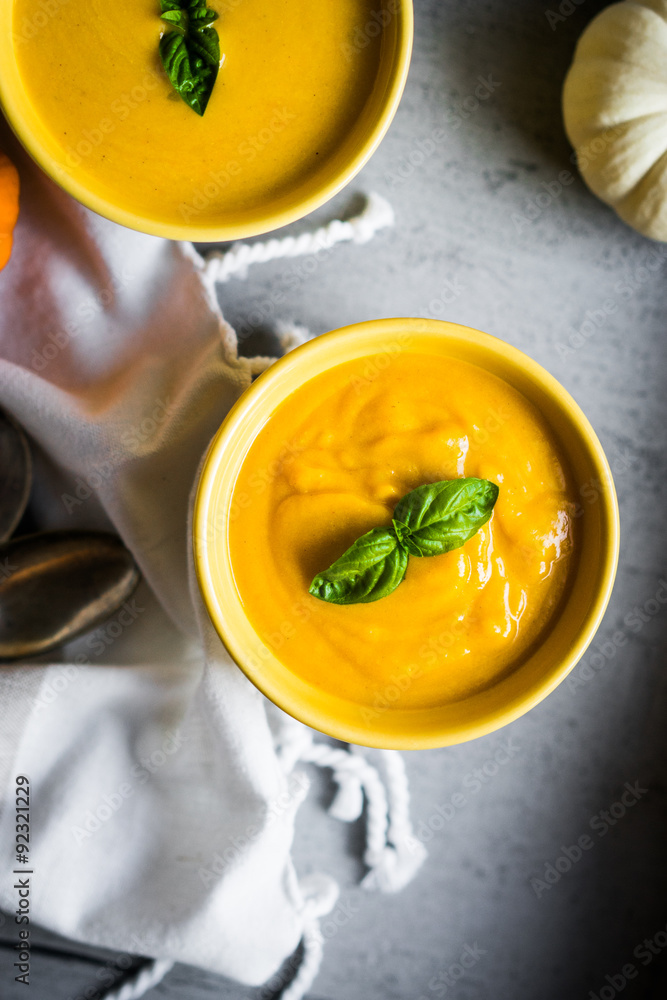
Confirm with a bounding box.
[193,318,620,749]
[0,0,414,241]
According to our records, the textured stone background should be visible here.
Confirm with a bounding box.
[2,0,667,997]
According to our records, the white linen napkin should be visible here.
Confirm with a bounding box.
[0,118,424,998]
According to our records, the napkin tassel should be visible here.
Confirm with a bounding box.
[297,742,428,893]
[268,741,427,1000]
[99,958,174,1000]
[187,191,395,286]
[278,915,324,1000]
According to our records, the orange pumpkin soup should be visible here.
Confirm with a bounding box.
[227,353,577,710]
[12,0,386,228]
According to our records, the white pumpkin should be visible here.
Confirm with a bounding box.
[563,0,667,240]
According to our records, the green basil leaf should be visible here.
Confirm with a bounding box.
[189,24,220,66]
[160,9,187,27]
[159,26,219,116]
[309,527,409,605]
[188,5,219,26]
[393,477,499,557]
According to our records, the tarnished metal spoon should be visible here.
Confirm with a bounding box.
[0,408,32,544]
[0,531,140,661]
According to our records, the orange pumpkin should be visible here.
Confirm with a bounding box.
[0,152,20,271]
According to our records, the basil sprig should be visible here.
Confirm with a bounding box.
[159,0,220,117]
[309,478,499,606]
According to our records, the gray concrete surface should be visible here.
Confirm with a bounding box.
[2,0,667,997]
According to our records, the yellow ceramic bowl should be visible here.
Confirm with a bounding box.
[0,1,412,241]
[194,319,619,749]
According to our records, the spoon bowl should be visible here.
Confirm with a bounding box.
[0,531,140,660]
